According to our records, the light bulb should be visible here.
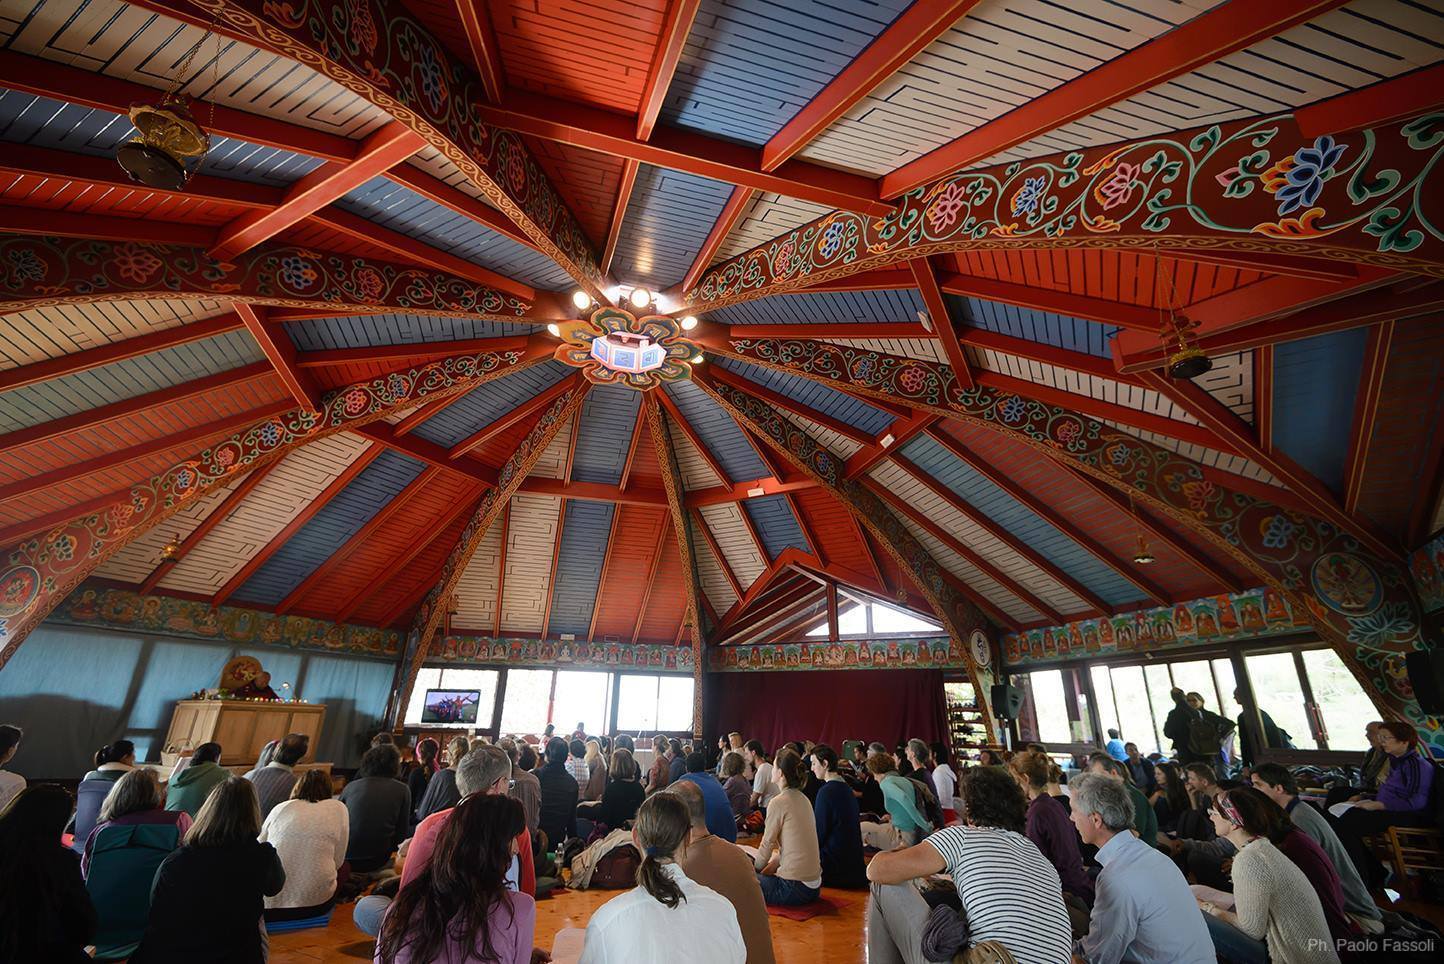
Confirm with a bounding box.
[546,323,561,337]
[571,290,592,311]
[680,315,698,331]
[630,287,652,308]
[691,353,704,364]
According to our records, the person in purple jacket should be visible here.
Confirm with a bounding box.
[1331,720,1436,887]
[1010,750,1094,907]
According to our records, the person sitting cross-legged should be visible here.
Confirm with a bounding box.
[81,767,191,878]
[259,768,349,923]
[674,750,737,844]
[339,744,412,875]
[811,744,866,889]
[1069,772,1215,964]
[673,781,776,964]
[244,732,310,820]
[865,765,1073,964]
[858,751,930,852]
[752,749,823,906]
[165,742,229,819]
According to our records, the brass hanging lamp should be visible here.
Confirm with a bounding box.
[116,17,219,190]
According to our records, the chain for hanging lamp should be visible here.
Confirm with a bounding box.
[1153,246,1212,379]
[116,14,220,191]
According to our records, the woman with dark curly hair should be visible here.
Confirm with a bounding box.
[864,766,1073,964]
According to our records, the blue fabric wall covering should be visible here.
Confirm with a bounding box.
[0,624,395,780]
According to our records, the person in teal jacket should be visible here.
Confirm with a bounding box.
[165,744,229,818]
[859,751,930,850]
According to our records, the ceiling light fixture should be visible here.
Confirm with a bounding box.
[691,352,704,364]
[159,534,182,563]
[630,287,653,309]
[571,290,593,311]
[1153,245,1212,379]
[116,15,219,190]
[1126,491,1155,565]
[680,315,699,331]
[916,310,933,333]
[546,323,561,337]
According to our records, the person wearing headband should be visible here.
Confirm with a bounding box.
[1195,789,1339,964]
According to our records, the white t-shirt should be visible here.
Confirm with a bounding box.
[0,770,24,812]
[752,762,780,807]
[579,863,745,964]
[925,825,1073,964]
[932,763,957,813]
[258,798,349,910]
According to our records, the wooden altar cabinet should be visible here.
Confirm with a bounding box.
[163,700,326,768]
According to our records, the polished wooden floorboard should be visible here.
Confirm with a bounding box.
[269,883,871,963]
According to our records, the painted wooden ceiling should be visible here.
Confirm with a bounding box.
[2,0,1442,647]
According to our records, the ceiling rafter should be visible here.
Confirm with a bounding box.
[447,372,586,460]
[655,390,732,486]
[879,0,1353,198]
[0,361,270,457]
[690,506,746,599]
[707,364,875,448]
[138,457,282,595]
[619,396,653,490]
[1138,370,1401,562]
[737,426,819,564]
[843,411,938,480]
[1296,62,1444,138]
[1342,322,1395,515]
[890,451,1109,614]
[234,304,320,412]
[925,429,1171,606]
[492,501,511,637]
[449,0,506,100]
[679,186,755,297]
[912,257,975,389]
[354,423,498,486]
[602,160,640,277]
[211,442,383,607]
[630,516,672,643]
[638,0,703,139]
[275,465,446,615]
[587,506,625,641]
[295,336,532,369]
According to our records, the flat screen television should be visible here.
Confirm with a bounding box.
[421,689,481,725]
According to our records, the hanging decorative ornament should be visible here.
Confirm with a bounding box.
[1126,491,1155,565]
[159,534,183,563]
[1153,245,1212,379]
[116,17,217,190]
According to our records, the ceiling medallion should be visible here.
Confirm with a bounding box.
[552,306,699,391]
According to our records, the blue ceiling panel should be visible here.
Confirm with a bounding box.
[900,434,1147,609]
[1271,328,1368,497]
[712,288,925,325]
[664,380,769,483]
[743,494,810,558]
[610,165,734,291]
[717,357,893,435]
[660,0,914,146]
[950,294,1120,358]
[0,89,321,185]
[572,386,642,486]
[232,450,427,606]
[409,361,572,449]
[283,314,531,350]
[0,329,263,433]
[546,500,616,637]
[338,176,575,289]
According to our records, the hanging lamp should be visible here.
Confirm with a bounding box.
[116,18,218,190]
[1153,247,1212,379]
[1127,492,1155,565]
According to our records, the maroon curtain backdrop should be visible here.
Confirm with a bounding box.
[705,669,948,753]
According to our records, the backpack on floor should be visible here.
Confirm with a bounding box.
[589,844,642,889]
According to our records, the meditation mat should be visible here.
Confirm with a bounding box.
[765,895,843,921]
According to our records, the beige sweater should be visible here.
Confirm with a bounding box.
[752,788,821,885]
[1230,837,1340,964]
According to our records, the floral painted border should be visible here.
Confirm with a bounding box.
[1410,531,1444,614]
[431,633,695,673]
[46,584,402,658]
[708,636,961,672]
[1002,588,1309,666]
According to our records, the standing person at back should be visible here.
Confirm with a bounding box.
[578,793,745,964]
[244,732,309,819]
[673,782,776,964]
[746,741,779,811]
[340,744,412,874]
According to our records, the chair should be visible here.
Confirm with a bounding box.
[70,778,116,852]
[85,823,181,961]
[1364,759,1444,899]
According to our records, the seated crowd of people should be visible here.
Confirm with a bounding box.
[0,705,1438,964]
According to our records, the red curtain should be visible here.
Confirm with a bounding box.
[704,669,948,753]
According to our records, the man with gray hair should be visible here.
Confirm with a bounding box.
[353,744,536,936]
[1069,773,1214,964]
[672,783,776,964]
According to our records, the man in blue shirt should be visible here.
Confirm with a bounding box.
[1104,729,1128,762]
[1069,772,1214,964]
[675,751,738,843]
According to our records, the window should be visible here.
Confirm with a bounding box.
[1107,664,1161,755]
[1028,670,1072,745]
[871,603,938,633]
[1300,650,1376,751]
[404,668,500,727]
[804,598,940,637]
[1090,665,1120,741]
[657,676,695,731]
[1143,663,1176,753]
[552,671,612,739]
[499,669,554,736]
[1244,653,1317,750]
[615,674,695,733]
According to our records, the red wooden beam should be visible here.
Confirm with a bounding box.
[867,479,1064,624]
[926,429,1171,605]
[213,444,382,607]
[631,516,672,643]
[707,364,875,446]
[448,373,585,460]
[474,89,892,216]
[1061,465,1245,594]
[680,186,755,295]
[958,328,1147,388]
[138,459,282,595]
[723,322,929,340]
[493,501,510,636]
[0,400,292,505]
[276,466,444,614]
[762,0,982,170]
[911,258,975,390]
[656,390,733,485]
[717,580,821,643]
[518,478,666,506]
[843,410,938,480]
[638,0,703,139]
[851,512,888,595]
[393,389,477,437]
[619,396,652,490]
[210,121,425,259]
[1341,322,1394,515]
[825,581,839,641]
[587,508,625,641]
[295,336,531,368]
[880,0,1351,198]
[1137,370,1401,562]
[538,498,571,640]
[0,205,213,246]
[0,361,270,457]
[235,304,320,412]
[892,452,1110,614]
[975,370,1239,455]
[683,477,820,507]
[1297,62,1444,138]
[1255,345,1275,452]
[382,165,539,253]
[717,549,808,628]
[0,141,280,209]
[451,0,506,101]
[376,512,480,629]
[355,423,498,486]
[335,485,483,623]
[938,272,1161,332]
[602,160,640,277]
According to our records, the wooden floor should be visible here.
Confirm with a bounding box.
[269,883,871,963]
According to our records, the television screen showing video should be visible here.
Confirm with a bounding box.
[421,689,480,724]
